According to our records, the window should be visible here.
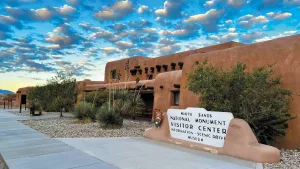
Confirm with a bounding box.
[173,91,180,106]
[148,74,153,80]
[111,69,116,79]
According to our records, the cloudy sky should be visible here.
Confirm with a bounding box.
[0,0,299,92]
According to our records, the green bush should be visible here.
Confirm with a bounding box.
[73,102,96,121]
[84,91,108,108]
[187,60,295,144]
[97,102,123,127]
[123,94,145,118]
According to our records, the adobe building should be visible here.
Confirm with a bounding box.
[79,34,300,148]
[15,86,34,108]
[0,93,16,108]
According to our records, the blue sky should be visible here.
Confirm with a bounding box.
[0,0,299,92]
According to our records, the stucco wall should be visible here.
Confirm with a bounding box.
[15,87,33,106]
[179,35,300,148]
[104,42,244,84]
[153,70,182,112]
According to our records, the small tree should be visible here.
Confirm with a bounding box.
[187,60,296,144]
[47,72,77,117]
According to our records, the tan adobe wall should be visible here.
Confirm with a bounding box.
[104,42,244,84]
[153,70,182,111]
[179,35,300,148]
[15,87,34,106]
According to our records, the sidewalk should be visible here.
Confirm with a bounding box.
[1,109,263,169]
[0,110,118,169]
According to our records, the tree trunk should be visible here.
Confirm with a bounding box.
[60,107,63,117]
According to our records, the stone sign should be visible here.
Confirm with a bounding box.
[167,108,234,148]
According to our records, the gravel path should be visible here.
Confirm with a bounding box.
[21,117,153,138]
[264,149,300,169]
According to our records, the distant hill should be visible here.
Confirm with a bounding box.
[0,89,14,94]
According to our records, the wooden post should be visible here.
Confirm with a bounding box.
[11,100,12,109]
[25,104,26,110]
[7,100,9,109]
[19,100,22,113]
[4,100,5,109]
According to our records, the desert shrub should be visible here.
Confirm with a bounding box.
[123,94,145,119]
[84,91,108,108]
[73,102,96,121]
[187,60,295,144]
[97,102,123,127]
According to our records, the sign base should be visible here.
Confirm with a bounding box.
[143,112,280,163]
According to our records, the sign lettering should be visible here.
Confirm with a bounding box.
[167,108,233,148]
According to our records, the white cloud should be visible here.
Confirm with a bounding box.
[204,0,215,7]
[35,8,54,21]
[55,5,76,16]
[225,20,232,24]
[209,33,238,43]
[116,41,134,49]
[159,38,177,45]
[101,47,122,55]
[228,28,236,32]
[159,44,181,55]
[239,14,268,28]
[274,12,292,20]
[90,30,120,42]
[0,15,17,24]
[159,29,195,38]
[138,5,152,14]
[283,0,300,5]
[155,0,185,19]
[241,32,263,42]
[267,12,292,20]
[184,9,223,24]
[284,30,297,35]
[184,9,224,32]
[227,0,245,8]
[66,0,80,6]
[94,0,134,21]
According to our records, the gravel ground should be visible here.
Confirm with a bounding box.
[264,149,300,169]
[6,109,73,117]
[0,154,8,169]
[21,117,153,138]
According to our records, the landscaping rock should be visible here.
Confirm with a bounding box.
[21,117,153,138]
[264,149,300,169]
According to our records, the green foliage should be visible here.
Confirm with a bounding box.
[112,90,145,118]
[97,102,123,127]
[187,61,295,144]
[123,94,145,118]
[47,72,77,117]
[73,102,96,121]
[84,91,108,108]
[28,72,77,117]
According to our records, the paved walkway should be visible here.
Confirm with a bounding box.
[1,109,263,169]
[59,137,263,169]
[0,110,118,169]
